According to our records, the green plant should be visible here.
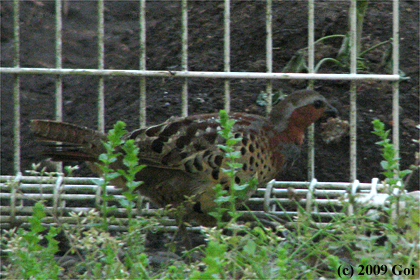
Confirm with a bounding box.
[93,121,146,230]
[282,33,394,74]
[116,134,146,223]
[371,120,419,266]
[93,122,126,230]
[92,121,152,276]
[190,111,288,279]
[47,121,153,278]
[65,209,129,279]
[354,0,369,56]
[282,0,407,75]
[371,119,414,217]
[62,206,157,279]
[209,110,258,228]
[372,119,412,190]
[283,34,347,73]
[4,202,62,279]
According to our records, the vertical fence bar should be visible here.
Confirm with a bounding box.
[307,0,315,80]
[97,0,105,132]
[307,0,315,180]
[265,0,273,115]
[12,0,20,174]
[55,0,63,122]
[181,0,188,117]
[224,0,231,113]
[349,0,358,181]
[55,0,63,172]
[392,0,400,160]
[139,0,147,128]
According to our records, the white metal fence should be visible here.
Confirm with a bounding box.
[0,0,406,229]
[0,175,395,230]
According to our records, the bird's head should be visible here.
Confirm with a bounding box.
[269,89,338,134]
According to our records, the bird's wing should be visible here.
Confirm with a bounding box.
[125,113,228,171]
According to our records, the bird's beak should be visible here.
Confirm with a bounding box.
[323,103,338,119]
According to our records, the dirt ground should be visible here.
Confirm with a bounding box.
[1,0,419,191]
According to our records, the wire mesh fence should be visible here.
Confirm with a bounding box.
[1,0,415,229]
[0,174,396,231]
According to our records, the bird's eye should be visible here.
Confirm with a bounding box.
[313,100,324,109]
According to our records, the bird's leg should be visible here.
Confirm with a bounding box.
[166,201,194,250]
[170,217,193,251]
[179,221,193,250]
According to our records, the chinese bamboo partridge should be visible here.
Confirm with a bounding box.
[31,89,337,226]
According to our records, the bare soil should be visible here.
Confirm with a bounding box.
[1,1,419,273]
[1,1,419,189]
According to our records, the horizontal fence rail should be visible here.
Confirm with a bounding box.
[2,175,418,232]
[0,67,402,81]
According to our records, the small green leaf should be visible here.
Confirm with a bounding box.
[217,145,230,152]
[91,178,104,186]
[215,196,231,204]
[380,161,390,170]
[226,139,240,146]
[233,183,249,191]
[282,49,307,73]
[105,172,120,181]
[399,169,412,177]
[382,171,395,178]
[98,153,108,162]
[29,202,46,233]
[243,239,257,255]
[127,181,142,189]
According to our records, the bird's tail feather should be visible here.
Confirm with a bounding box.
[30,120,107,162]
